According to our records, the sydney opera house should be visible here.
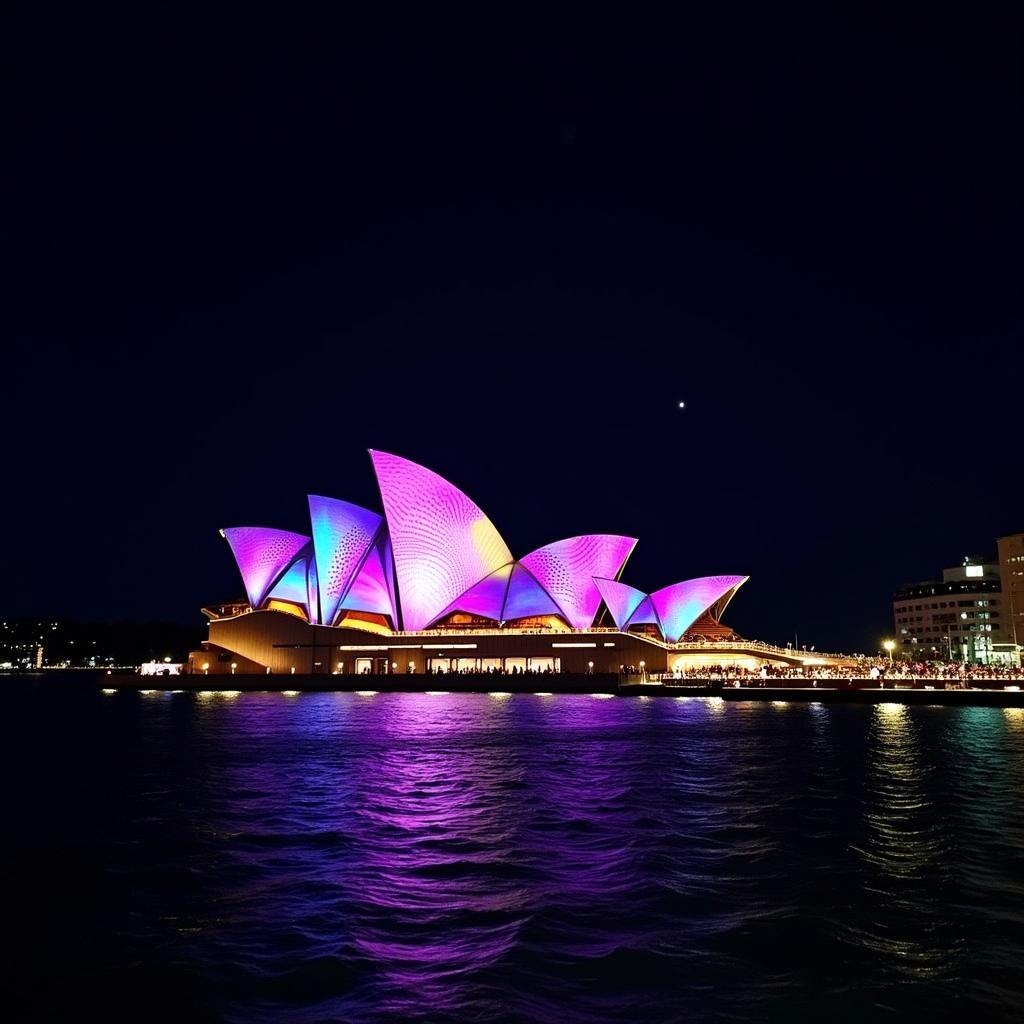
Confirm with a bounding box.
[194,450,767,676]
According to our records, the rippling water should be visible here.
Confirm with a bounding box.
[5,685,1024,1022]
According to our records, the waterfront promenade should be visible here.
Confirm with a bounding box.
[77,670,1024,706]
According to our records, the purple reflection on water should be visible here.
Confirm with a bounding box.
[11,690,1024,1023]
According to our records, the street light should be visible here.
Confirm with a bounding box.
[883,639,895,665]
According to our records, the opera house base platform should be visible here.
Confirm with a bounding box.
[186,608,858,680]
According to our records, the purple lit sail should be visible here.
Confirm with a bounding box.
[649,575,749,642]
[222,527,312,610]
[339,540,395,618]
[305,556,320,624]
[593,577,647,631]
[519,535,637,630]
[379,534,398,620]
[308,495,383,627]
[266,553,316,620]
[369,450,513,631]
[430,563,513,624]
[265,556,308,605]
[624,595,660,629]
[501,563,562,621]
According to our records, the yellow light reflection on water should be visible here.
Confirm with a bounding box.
[878,702,906,717]
[355,690,378,697]
[281,690,300,697]
[488,692,511,699]
[101,688,116,695]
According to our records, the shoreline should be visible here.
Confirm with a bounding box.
[641,683,1024,707]
[13,671,1024,706]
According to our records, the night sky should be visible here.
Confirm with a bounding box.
[9,3,1020,652]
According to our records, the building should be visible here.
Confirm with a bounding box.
[193,450,845,676]
[997,533,1024,652]
[893,556,1009,665]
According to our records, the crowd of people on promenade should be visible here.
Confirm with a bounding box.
[412,662,1024,680]
[425,664,562,676]
[667,660,1024,683]
[861,660,1023,681]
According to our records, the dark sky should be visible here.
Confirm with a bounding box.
[8,2,1021,652]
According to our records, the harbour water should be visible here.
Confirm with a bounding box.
[5,683,1024,1022]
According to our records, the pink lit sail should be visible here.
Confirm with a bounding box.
[369,450,513,631]
[339,540,395,618]
[649,575,749,642]
[593,577,647,631]
[430,563,513,624]
[519,535,637,630]
[308,495,383,627]
[222,527,311,610]
[501,563,563,621]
